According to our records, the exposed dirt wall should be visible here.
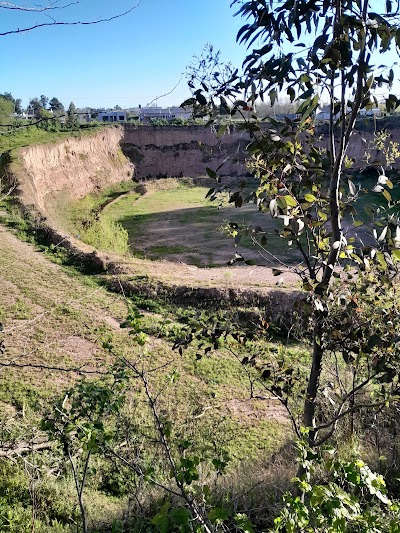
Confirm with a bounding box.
[122,125,251,178]
[13,125,400,227]
[122,125,400,180]
[14,127,133,225]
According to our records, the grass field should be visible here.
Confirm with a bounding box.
[71,173,400,269]
[71,177,299,267]
[0,213,307,531]
[0,124,104,153]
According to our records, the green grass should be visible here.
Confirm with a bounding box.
[102,180,297,265]
[0,210,303,531]
[58,181,137,254]
[0,123,104,153]
[148,244,191,255]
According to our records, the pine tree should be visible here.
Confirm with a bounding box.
[66,101,78,128]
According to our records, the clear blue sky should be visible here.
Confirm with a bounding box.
[1,0,248,110]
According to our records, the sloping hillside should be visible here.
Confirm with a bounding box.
[0,221,296,531]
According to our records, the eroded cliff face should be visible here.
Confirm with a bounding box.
[121,124,400,180]
[15,127,132,224]
[13,124,400,229]
[122,125,251,179]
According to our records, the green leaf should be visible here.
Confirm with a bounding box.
[383,189,392,202]
[217,124,228,138]
[304,193,317,202]
[170,507,191,525]
[196,92,207,106]
[277,196,287,210]
[284,195,298,207]
[208,507,229,523]
[269,88,278,107]
[234,513,255,533]
[206,167,217,180]
[392,249,400,262]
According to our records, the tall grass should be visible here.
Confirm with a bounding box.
[79,216,130,255]
[62,181,135,255]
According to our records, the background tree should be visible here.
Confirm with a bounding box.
[49,96,65,116]
[0,96,14,125]
[0,92,22,113]
[14,97,22,114]
[39,94,49,109]
[66,101,78,128]
[28,97,43,117]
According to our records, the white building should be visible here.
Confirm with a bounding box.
[128,106,192,122]
[98,111,127,122]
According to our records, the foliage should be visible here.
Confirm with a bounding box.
[186,0,400,454]
[49,97,65,115]
[0,97,13,126]
[0,92,22,114]
[274,439,400,532]
[42,367,129,532]
[66,101,79,128]
[79,216,130,255]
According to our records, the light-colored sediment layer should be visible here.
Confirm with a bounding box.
[15,126,132,225]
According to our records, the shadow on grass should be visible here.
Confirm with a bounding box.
[116,204,302,267]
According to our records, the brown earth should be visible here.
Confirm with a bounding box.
[4,126,305,325]
[14,127,132,225]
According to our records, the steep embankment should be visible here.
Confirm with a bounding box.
[122,124,251,178]
[121,124,400,180]
[14,126,133,227]
[2,125,306,328]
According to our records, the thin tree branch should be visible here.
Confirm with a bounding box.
[0,361,109,375]
[0,1,141,37]
[0,1,78,12]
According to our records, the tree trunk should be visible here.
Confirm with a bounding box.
[303,316,325,446]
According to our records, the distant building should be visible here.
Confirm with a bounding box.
[316,105,331,121]
[77,108,92,123]
[98,111,127,123]
[128,106,192,123]
[316,104,381,121]
[10,112,33,120]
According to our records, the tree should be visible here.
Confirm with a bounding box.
[28,97,44,118]
[49,96,65,115]
[187,0,400,455]
[14,98,22,114]
[39,94,49,109]
[0,92,14,103]
[0,92,22,113]
[66,101,78,128]
[0,96,13,125]
[0,1,141,131]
